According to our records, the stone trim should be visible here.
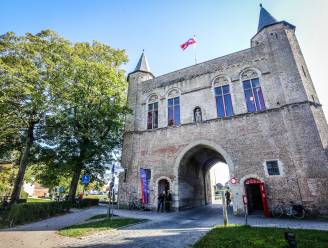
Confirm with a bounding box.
[125,101,321,135]
[181,85,211,95]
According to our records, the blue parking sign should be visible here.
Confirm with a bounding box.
[81,175,90,184]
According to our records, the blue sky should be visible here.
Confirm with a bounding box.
[1,0,328,116]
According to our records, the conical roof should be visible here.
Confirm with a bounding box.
[258,4,278,32]
[134,51,151,73]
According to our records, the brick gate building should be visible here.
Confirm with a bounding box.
[118,6,328,215]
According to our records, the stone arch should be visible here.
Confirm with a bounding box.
[239,67,262,81]
[166,87,181,98]
[211,75,231,88]
[154,176,172,208]
[147,93,159,104]
[174,140,235,176]
[240,174,264,187]
[173,140,235,210]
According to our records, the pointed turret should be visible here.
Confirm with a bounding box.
[257,4,278,32]
[127,50,154,80]
[134,51,151,73]
[126,51,154,131]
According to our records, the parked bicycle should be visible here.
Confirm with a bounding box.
[271,201,306,219]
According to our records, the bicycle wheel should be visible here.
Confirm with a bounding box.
[292,208,305,219]
[271,205,283,217]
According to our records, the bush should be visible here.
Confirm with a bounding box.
[16,199,27,204]
[75,198,99,208]
[5,201,72,227]
[19,190,28,199]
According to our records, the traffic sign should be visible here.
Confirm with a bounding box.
[81,175,90,184]
[230,177,238,184]
[59,186,65,193]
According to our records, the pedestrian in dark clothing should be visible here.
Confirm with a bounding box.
[225,190,231,206]
[157,191,165,212]
[165,190,172,212]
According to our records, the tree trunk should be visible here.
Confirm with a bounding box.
[10,121,35,204]
[68,162,83,201]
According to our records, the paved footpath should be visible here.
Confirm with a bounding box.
[0,205,328,248]
[0,207,107,248]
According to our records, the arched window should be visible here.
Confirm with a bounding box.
[213,76,234,117]
[167,89,180,126]
[241,69,266,112]
[147,95,158,129]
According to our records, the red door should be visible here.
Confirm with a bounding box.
[245,178,270,217]
[259,182,270,217]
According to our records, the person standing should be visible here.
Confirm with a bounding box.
[157,191,165,212]
[165,190,172,212]
[225,190,231,207]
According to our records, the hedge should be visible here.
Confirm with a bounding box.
[74,198,99,208]
[1,198,99,227]
[5,201,72,227]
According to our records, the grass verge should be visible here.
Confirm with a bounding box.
[27,198,53,203]
[193,225,328,248]
[58,217,144,238]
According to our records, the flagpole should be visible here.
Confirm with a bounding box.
[193,35,197,64]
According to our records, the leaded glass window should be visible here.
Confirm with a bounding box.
[215,85,234,117]
[168,97,180,126]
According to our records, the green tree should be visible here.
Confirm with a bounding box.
[0,162,17,196]
[0,30,70,203]
[38,41,128,200]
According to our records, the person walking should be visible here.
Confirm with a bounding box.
[165,190,172,212]
[157,191,165,212]
[225,190,231,207]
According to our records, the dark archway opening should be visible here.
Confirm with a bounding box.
[158,179,170,197]
[178,145,229,210]
[245,184,263,212]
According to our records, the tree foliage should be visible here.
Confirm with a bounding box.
[0,30,71,202]
[0,30,128,201]
[35,37,129,199]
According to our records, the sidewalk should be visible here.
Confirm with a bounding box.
[0,206,107,248]
[0,205,327,248]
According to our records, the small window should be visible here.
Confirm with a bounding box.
[147,102,158,129]
[243,78,266,112]
[168,97,180,126]
[215,85,234,117]
[266,161,280,175]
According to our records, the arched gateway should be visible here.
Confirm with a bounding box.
[118,5,328,216]
[173,140,234,210]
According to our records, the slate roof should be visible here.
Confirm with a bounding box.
[258,4,278,32]
[133,51,151,73]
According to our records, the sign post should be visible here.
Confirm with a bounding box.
[243,195,248,225]
[81,175,90,197]
[221,191,228,226]
[107,181,114,218]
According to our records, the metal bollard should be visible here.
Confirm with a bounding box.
[284,231,297,248]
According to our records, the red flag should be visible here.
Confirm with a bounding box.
[180,38,196,50]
